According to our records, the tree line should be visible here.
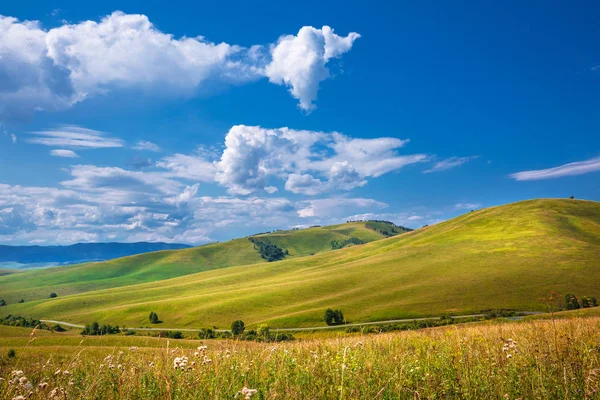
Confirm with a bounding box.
[565,294,598,310]
[248,237,289,262]
[331,237,365,250]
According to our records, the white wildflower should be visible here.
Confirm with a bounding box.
[238,386,258,399]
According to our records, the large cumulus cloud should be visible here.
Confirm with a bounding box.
[0,12,360,121]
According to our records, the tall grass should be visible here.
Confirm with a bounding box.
[1,317,599,399]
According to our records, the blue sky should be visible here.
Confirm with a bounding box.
[0,1,599,245]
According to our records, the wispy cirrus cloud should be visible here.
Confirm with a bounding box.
[133,140,161,152]
[510,157,600,181]
[454,202,481,210]
[50,149,79,158]
[28,126,123,149]
[423,156,478,173]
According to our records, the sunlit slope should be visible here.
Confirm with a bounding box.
[0,222,395,303]
[2,199,599,328]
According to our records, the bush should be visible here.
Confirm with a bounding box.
[198,328,215,339]
[257,324,270,338]
[565,294,581,310]
[166,331,184,339]
[7,349,16,358]
[18,299,24,303]
[231,320,245,335]
[581,296,598,308]
[81,322,120,336]
[48,292,58,298]
[53,324,66,332]
[0,299,5,307]
[324,309,345,325]
[0,315,49,330]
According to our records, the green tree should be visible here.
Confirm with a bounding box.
[149,311,159,324]
[333,310,345,325]
[231,320,245,335]
[0,299,6,307]
[324,308,335,325]
[581,296,592,308]
[324,309,345,325]
[48,292,58,298]
[565,294,580,310]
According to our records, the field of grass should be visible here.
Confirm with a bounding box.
[0,200,600,328]
[0,222,394,304]
[0,199,598,329]
[1,317,599,399]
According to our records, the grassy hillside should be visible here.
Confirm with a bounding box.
[1,199,598,329]
[0,221,398,304]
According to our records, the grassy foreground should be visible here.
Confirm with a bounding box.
[1,317,599,399]
[1,199,598,329]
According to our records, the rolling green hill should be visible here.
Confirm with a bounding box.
[1,199,598,329]
[0,221,401,304]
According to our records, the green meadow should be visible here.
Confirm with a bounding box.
[1,199,598,329]
[0,221,394,304]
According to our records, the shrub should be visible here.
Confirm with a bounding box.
[257,324,270,338]
[198,328,215,339]
[581,296,599,308]
[565,294,581,310]
[53,324,66,332]
[81,322,120,335]
[166,331,184,339]
[324,309,345,325]
[231,320,245,335]
[48,292,58,298]
[7,349,16,358]
[18,299,24,303]
[0,299,5,307]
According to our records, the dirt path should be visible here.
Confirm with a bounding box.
[41,312,542,333]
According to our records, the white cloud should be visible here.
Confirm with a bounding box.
[0,12,359,121]
[11,133,17,143]
[510,157,600,181]
[297,198,387,218]
[157,153,217,181]
[0,173,395,245]
[28,126,123,148]
[423,156,478,173]
[133,140,161,152]
[50,149,79,158]
[209,125,426,195]
[61,165,182,197]
[454,203,481,210]
[265,26,360,112]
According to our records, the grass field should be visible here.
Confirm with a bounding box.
[1,317,599,399]
[0,221,395,304]
[0,198,598,329]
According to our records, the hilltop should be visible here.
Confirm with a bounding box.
[0,221,404,303]
[1,199,598,328]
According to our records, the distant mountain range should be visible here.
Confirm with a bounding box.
[0,242,191,268]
